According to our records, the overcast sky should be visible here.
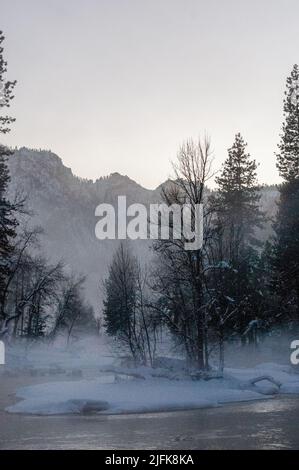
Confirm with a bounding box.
[1,0,298,188]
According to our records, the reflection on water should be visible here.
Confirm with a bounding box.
[243,399,292,413]
[1,392,299,449]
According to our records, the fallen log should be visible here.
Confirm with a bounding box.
[248,375,282,388]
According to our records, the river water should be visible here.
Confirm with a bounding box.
[0,375,298,449]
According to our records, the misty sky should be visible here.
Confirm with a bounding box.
[1,0,298,188]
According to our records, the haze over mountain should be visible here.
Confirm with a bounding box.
[7,147,279,312]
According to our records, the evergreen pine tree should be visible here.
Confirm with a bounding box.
[272,65,299,318]
[0,31,17,314]
[212,133,263,342]
[215,133,262,257]
[277,64,299,182]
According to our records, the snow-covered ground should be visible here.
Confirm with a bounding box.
[5,362,299,416]
[2,336,299,416]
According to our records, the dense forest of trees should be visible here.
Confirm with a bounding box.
[1,30,299,372]
[103,66,299,372]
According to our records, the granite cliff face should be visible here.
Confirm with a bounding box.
[7,148,159,310]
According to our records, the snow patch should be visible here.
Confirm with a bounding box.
[7,362,299,416]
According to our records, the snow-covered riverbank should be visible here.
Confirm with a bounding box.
[6,362,299,415]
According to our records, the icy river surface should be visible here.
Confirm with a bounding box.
[0,375,298,450]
